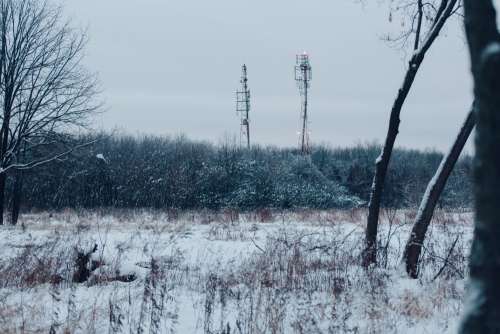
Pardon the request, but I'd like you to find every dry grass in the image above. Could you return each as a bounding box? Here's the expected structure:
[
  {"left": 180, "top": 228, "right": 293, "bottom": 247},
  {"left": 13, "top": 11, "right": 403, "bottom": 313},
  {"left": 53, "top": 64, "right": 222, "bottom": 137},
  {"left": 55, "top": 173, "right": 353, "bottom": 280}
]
[{"left": 0, "top": 208, "right": 472, "bottom": 333}]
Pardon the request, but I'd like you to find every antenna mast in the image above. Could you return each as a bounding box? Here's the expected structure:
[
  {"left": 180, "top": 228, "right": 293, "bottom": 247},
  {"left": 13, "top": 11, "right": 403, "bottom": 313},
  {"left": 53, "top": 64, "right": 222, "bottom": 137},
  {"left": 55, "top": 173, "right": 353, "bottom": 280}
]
[
  {"left": 236, "top": 64, "right": 251, "bottom": 148},
  {"left": 295, "top": 52, "right": 312, "bottom": 154}
]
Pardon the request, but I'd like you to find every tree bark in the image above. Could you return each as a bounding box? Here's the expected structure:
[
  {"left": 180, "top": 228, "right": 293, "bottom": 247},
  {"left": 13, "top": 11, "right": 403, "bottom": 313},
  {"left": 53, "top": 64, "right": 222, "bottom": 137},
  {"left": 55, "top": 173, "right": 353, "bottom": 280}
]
[
  {"left": 363, "top": 54, "right": 422, "bottom": 267},
  {"left": 11, "top": 169, "right": 23, "bottom": 225},
  {"left": 0, "top": 172, "right": 5, "bottom": 225},
  {"left": 403, "top": 105, "right": 475, "bottom": 278},
  {"left": 363, "top": 0, "right": 458, "bottom": 267},
  {"left": 0, "top": 2, "right": 7, "bottom": 227},
  {"left": 459, "top": 0, "right": 500, "bottom": 333}
]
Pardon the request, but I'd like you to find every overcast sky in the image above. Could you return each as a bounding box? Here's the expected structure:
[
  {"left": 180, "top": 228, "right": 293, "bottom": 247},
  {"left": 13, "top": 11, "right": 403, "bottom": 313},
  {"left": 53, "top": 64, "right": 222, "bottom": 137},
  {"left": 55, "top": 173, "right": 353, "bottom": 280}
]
[{"left": 59, "top": 0, "right": 474, "bottom": 152}]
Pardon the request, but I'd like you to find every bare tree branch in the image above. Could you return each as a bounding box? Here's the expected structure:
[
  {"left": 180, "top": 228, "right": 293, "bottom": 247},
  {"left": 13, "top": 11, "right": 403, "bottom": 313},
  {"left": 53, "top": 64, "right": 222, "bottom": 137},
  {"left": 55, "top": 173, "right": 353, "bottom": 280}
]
[{"left": 0, "top": 0, "right": 101, "bottom": 224}]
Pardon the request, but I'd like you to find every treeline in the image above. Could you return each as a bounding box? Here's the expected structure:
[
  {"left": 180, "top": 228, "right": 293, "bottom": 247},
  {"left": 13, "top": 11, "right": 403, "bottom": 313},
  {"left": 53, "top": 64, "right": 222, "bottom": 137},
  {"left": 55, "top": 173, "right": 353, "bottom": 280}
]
[{"left": 8, "top": 133, "right": 473, "bottom": 211}]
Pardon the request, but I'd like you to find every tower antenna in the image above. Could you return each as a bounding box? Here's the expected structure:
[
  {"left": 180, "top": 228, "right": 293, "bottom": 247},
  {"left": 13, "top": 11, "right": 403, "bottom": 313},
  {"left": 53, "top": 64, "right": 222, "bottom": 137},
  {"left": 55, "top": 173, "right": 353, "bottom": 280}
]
[
  {"left": 295, "top": 52, "right": 312, "bottom": 154},
  {"left": 236, "top": 64, "right": 251, "bottom": 148}
]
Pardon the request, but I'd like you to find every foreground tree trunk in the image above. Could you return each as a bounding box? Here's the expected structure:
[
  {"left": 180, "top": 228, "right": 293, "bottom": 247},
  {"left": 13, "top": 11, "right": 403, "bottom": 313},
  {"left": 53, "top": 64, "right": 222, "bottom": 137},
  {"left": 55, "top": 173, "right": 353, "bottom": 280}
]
[
  {"left": 10, "top": 169, "right": 23, "bottom": 225},
  {"left": 363, "top": 0, "right": 459, "bottom": 267},
  {"left": 459, "top": 0, "right": 500, "bottom": 333},
  {"left": 0, "top": 1, "right": 7, "bottom": 226},
  {"left": 403, "top": 105, "right": 475, "bottom": 278},
  {"left": 0, "top": 173, "right": 5, "bottom": 225}
]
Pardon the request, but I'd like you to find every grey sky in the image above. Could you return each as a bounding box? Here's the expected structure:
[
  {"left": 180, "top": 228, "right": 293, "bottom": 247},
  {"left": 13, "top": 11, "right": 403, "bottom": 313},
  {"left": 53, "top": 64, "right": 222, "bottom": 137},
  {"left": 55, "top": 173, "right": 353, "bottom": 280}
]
[{"left": 60, "top": 0, "right": 473, "bottom": 152}]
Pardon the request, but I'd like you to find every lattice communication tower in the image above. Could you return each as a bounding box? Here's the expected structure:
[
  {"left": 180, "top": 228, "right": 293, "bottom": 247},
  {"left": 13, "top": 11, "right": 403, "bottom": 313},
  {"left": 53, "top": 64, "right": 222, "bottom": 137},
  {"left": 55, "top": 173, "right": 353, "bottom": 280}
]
[
  {"left": 295, "top": 52, "right": 312, "bottom": 154},
  {"left": 236, "top": 64, "right": 251, "bottom": 148}
]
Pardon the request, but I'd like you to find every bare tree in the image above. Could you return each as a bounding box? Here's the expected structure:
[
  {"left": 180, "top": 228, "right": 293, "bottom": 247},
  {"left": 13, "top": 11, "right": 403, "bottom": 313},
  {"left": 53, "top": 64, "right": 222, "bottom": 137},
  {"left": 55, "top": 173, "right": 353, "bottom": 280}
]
[
  {"left": 403, "top": 103, "right": 475, "bottom": 278},
  {"left": 362, "top": 0, "right": 460, "bottom": 266},
  {"left": 459, "top": 0, "right": 500, "bottom": 332},
  {"left": 0, "top": 0, "right": 100, "bottom": 224}
]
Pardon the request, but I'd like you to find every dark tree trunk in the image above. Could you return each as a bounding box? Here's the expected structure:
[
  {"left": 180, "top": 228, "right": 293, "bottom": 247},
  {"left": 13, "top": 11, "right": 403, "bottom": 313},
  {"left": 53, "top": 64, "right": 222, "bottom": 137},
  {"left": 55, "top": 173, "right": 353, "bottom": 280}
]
[
  {"left": 0, "top": 172, "right": 6, "bottom": 225},
  {"left": 362, "top": 0, "right": 458, "bottom": 267},
  {"left": 459, "top": 0, "right": 500, "bottom": 333},
  {"left": 363, "top": 57, "right": 422, "bottom": 267},
  {"left": 11, "top": 170, "right": 23, "bottom": 225},
  {"left": 403, "top": 106, "right": 475, "bottom": 278},
  {"left": 0, "top": 3, "right": 6, "bottom": 228}
]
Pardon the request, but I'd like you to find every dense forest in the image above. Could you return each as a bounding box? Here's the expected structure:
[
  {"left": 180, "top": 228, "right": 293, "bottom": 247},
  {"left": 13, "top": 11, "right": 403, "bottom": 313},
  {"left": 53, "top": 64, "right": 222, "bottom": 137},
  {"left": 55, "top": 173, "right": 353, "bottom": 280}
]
[{"left": 8, "top": 133, "right": 473, "bottom": 212}]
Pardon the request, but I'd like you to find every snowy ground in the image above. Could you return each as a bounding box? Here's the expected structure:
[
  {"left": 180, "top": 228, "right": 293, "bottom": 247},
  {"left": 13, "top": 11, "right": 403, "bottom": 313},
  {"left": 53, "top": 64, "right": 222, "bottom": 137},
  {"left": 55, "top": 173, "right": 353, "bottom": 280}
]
[{"left": 0, "top": 208, "right": 472, "bottom": 333}]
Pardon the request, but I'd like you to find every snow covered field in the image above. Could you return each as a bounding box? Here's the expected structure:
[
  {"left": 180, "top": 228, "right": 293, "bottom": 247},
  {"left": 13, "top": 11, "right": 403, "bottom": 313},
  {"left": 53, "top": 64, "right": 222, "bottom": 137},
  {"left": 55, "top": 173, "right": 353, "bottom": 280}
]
[{"left": 0, "top": 209, "right": 472, "bottom": 333}]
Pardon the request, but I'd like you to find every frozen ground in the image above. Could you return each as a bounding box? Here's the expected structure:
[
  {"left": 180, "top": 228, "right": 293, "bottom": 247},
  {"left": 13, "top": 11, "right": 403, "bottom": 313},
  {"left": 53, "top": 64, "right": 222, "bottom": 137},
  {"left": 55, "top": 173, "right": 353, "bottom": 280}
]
[{"left": 0, "top": 209, "right": 472, "bottom": 333}]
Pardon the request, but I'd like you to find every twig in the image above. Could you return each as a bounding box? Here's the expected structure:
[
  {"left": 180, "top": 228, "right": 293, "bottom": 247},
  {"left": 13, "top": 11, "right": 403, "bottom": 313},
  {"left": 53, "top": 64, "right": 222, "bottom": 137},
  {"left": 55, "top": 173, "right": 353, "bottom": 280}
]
[
  {"left": 250, "top": 236, "right": 265, "bottom": 253},
  {"left": 432, "top": 235, "right": 460, "bottom": 281}
]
